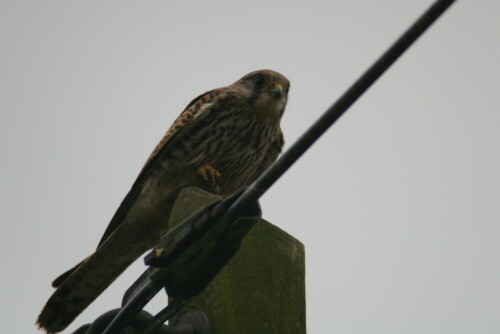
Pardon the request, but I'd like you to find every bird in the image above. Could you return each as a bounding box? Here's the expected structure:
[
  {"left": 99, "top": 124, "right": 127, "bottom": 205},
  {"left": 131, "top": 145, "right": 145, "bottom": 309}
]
[{"left": 37, "top": 69, "right": 290, "bottom": 333}]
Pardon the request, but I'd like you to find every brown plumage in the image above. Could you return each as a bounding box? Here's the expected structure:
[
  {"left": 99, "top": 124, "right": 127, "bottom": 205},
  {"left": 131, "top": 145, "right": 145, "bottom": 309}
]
[{"left": 37, "top": 69, "right": 290, "bottom": 333}]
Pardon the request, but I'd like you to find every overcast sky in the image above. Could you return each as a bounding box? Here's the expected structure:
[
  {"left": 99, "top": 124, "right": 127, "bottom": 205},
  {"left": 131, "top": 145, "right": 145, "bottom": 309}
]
[{"left": 1, "top": 1, "right": 499, "bottom": 333}]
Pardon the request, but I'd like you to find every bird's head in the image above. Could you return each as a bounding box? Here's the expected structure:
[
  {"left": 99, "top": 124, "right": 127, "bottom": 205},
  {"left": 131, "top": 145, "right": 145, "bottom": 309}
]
[{"left": 233, "top": 69, "right": 290, "bottom": 122}]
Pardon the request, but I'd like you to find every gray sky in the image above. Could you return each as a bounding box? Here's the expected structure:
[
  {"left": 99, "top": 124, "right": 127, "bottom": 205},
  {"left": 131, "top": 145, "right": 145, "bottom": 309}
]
[{"left": 1, "top": 1, "right": 499, "bottom": 333}]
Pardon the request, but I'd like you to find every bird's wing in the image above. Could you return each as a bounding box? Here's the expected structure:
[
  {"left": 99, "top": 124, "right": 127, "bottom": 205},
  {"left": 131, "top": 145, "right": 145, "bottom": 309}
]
[
  {"left": 97, "top": 89, "right": 219, "bottom": 246},
  {"left": 39, "top": 89, "right": 225, "bottom": 333}
]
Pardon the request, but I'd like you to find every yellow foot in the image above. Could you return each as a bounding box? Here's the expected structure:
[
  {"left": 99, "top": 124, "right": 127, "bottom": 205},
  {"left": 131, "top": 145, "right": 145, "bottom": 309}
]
[{"left": 197, "top": 165, "right": 221, "bottom": 193}]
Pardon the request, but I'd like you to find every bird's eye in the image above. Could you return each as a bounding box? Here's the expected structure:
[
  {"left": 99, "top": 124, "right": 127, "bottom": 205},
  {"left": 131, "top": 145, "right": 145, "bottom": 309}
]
[
  {"left": 254, "top": 76, "right": 265, "bottom": 87},
  {"left": 285, "top": 86, "right": 290, "bottom": 94}
]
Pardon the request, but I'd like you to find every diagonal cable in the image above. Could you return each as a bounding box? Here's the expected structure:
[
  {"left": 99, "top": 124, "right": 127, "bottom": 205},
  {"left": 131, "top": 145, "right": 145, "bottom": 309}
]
[{"left": 227, "top": 0, "right": 457, "bottom": 218}]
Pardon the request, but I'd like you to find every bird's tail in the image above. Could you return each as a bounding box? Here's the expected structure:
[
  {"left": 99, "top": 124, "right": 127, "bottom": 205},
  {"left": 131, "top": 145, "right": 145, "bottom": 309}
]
[{"left": 36, "top": 246, "right": 144, "bottom": 333}]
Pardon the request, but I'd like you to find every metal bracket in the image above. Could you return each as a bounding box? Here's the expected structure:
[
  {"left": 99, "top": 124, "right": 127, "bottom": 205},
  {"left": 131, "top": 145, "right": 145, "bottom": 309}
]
[{"left": 71, "top": 309, "right": 210, "bottom": 334}]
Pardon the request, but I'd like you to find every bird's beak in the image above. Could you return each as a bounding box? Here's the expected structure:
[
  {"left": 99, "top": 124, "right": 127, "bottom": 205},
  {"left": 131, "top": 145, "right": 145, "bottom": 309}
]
[{"left": 269, "top": 84, "right": 283, "bottom": 99}]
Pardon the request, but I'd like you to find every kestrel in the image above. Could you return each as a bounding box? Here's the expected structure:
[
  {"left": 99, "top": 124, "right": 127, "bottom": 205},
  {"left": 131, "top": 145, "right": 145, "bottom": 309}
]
[{"left": 37, "top": 69, "right": 290, "bottom": 333}]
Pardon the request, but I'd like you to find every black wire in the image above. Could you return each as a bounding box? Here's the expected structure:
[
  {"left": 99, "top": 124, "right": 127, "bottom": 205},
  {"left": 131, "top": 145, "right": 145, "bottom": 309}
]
[{"left": 227, "top": 0, "right": 456, "bottom": 217}]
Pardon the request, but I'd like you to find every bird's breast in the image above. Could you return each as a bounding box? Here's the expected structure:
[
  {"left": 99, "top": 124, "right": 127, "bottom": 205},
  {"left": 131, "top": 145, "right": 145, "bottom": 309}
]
[{"left": 209, "top": 119, "right": 280, "bottom": 194}]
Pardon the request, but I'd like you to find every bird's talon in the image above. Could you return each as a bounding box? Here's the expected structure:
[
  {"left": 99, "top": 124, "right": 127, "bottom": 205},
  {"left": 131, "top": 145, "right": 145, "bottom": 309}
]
[
  {"left": 198, "top": 168, "right": 208, "bottom": 181},
  {"left": 197, "top": 165, "right": 221, "bottom": 189}
]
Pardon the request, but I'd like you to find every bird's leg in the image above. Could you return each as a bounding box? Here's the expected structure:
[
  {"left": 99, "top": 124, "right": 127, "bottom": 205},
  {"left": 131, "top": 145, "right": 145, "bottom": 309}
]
[{"left": 197, "top": 165, "right": 221, "bottom": 193}]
